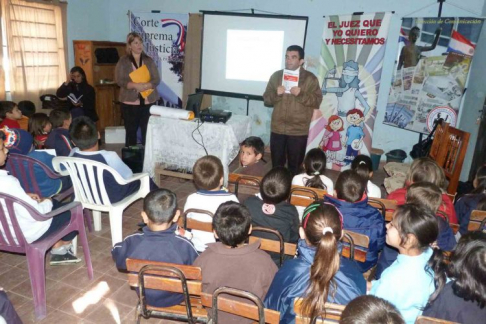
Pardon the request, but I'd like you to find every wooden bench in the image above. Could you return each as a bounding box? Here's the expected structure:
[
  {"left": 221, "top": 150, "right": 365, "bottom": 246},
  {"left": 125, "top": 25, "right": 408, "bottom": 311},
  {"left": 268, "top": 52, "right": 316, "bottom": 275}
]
[
  {"left": 368, "top": 197, "right": 398, "bottom": 222},
  {"left": 294, "top": 298, "right": 345, "bottom": 324},
  {"left": 468, "top": 209, "right": 486, "bottom": 231},
  {"left": 227, "top": 173, "right": 262, "bottom": 201},
  {"left": 415, "top": 315, "right": 459, "bottom": 324},
  {"left": 126, "top": 259, "right": 208, "bottom": 323},
  {"left": 201, "top": 288, "right": 280, "bottom": 323}
]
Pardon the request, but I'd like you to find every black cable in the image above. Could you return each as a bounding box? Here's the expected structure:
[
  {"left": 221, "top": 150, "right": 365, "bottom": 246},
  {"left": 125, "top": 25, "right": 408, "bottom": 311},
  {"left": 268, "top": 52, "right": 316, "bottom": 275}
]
[{"left": 191, "top": 119, "right": 209, "bottom": 156}]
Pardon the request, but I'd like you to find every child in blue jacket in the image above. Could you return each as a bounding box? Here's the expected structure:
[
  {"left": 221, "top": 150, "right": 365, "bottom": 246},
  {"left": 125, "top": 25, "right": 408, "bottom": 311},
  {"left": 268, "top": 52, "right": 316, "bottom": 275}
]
[
  {"left": 324, "top": 169, "right": 385, "bottom": 272},
  {"left": 264, "top": 203, "right": 365, "bottom": 324}
]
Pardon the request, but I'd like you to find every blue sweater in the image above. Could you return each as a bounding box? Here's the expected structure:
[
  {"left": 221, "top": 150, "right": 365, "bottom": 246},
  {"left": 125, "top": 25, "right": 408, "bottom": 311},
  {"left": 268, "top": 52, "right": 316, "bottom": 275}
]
[
  {"left": 26, "top": 150, "right": 62, "bottom": 197},
  {"left": 264, "top": 240, "right": 365, "bottom": 324},
  {"left": 112, "top": 224, "right": 199, "bottom": 307},
  {"left": 323, "top": 195, "right": 386, "bottom": 272},
  {"left": 370, "top": 248, "right": 435, "bottom": 324}
]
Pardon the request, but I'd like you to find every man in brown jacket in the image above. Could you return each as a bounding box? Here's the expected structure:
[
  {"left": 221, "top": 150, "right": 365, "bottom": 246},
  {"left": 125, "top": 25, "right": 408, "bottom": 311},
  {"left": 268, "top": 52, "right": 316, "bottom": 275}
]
[{"left": 263, "top": 45, "right": 322, "bottom": 175}]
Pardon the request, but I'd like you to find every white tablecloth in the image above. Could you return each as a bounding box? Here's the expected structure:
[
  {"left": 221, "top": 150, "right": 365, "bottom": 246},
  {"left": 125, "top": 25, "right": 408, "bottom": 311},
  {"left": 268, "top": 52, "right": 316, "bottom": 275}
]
[{"left": 143, "top": 114, "right": 252, "bottom": 179}]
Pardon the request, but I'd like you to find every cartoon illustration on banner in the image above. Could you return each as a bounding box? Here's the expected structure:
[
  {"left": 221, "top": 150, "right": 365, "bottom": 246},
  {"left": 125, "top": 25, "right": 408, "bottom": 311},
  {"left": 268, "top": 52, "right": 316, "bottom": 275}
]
[
  {"left": 130, "top": 12, "right": 188, "bottom": 107},
  {"left": 307, "top": 12, "right": 392, "bottom": 170},
  {"left": 385, "top": 17, "right": 484, "bottom": 133}
]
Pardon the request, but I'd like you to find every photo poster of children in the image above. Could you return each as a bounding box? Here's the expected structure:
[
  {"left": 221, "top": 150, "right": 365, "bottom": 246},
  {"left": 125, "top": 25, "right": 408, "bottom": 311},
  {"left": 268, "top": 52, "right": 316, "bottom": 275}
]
[
  {"left": 306, "top": 12, "right": 392, "bottom": 170},
  {"left": 130, "top": 11, "right": 188, "bottom": 108},
  {"left": 386, "top": 17, "right": 484, "bottom": 134}
]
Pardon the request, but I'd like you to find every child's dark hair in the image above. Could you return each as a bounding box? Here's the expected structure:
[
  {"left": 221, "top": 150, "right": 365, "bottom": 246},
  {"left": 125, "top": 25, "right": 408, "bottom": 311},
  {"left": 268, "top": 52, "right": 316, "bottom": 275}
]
[
  {"left": 340, "top": 295, "right": 405, "bottom": 324},
  {"left": 301, "top": 203, "right": 343, "bottom": 320},
  {"left": 17, "top": 101, "right": 36, "bottom": 118},
  {"left": 49, "top": 108, "right": 71, "bottom": 128},
  {"left": 428, "top": 231, "right": 486, "bottom": 308},
  {"left": 143, "top": 189, "right": 178, "bottom": 224},
  {"left": 69, "top": 116, "right": 98, "bottom": 150},
  {"left": 260, "top": 166, "right": 292, "bottom": 204},
  {"left": 406, "top": 182, "right": 442, "bottom": 214},
  {"left": 0, "top": 101, "right": 16, "bottom": 119},
  {"left": 407, "top": 157, "right": 446, "bottom": 190},
  {"left": 351, "top": 155, "right": 373, "bottom": 182},
  {"left": 335, "top": 170, "right": 366, "bottom": 202},
  {"left": 303, "top": 148, "right": 327, "bottom": 190},
  {"left": 241, "top": 136, "right": 264, "bottom": 159},
  {"left": 193, "top": 155, "right": 223, "bottom": 190},
  {"left": 29, "top": 113, "right": 50, "bottom": 136},
  {"left": 472, "top": 164, "right": 486, "bottom": 194},
  {"left": 212, "top": 201, "right": 251, "bottom": 248}
]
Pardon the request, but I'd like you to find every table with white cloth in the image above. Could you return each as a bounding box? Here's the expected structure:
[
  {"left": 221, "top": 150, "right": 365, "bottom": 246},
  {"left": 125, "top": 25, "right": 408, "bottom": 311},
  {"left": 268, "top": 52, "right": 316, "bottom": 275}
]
[{"left": 143, "top": 114, "right": 252, "bottom": 181}]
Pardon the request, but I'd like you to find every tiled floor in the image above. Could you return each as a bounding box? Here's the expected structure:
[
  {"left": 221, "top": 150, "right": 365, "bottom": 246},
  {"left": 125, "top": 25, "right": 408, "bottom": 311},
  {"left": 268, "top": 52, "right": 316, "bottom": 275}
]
[{"left": 0, "top": 150, "right": 388, "bottom": 323}]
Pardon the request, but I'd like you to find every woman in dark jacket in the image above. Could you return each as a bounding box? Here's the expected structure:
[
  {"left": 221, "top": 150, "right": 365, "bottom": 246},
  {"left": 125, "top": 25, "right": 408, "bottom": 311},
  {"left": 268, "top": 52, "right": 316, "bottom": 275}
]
[{"left": 56, "top": 66, "right": 98, "bottom": 122}]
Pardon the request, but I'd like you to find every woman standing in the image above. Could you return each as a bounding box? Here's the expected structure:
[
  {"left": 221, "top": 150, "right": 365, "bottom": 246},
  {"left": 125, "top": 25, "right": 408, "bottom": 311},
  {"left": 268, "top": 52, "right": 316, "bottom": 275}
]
[
  {"left": 115, "top": 32, "right": 160, "bottom": 147},
  {"left": 56, "top": 66, "right": 98, "bottom": 122}
]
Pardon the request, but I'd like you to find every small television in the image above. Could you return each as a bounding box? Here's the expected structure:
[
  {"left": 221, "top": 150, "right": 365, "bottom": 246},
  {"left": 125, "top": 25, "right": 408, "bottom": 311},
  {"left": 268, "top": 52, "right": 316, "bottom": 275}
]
[{"left": 185, "top": 92, "right": 204, "bottom": 118}]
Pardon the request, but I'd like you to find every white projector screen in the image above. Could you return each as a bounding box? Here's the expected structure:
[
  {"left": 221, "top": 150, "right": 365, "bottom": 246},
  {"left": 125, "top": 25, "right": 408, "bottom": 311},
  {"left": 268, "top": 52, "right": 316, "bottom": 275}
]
[{"left": 201, "top": 12, "right": 308, "bottom": 98}]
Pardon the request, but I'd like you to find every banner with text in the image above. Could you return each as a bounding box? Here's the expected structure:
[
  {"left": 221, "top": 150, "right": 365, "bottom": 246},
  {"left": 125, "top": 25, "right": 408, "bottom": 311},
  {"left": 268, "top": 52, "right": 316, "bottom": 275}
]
[
  {"left": 307, "top": 12, "right": 392, "bottom": 170},
  {"left": 385, "top": 17, "right": 484, "bottom": 134},
  {"left": 130, "top": 12, "right": 188, "bottom": 107}
]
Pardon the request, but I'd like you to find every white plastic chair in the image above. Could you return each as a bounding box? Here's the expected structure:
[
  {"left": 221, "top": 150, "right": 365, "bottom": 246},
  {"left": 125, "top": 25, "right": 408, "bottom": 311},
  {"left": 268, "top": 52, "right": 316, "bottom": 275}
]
[{"left": 52, "top": 156, "right": 150, "bottom": 246}]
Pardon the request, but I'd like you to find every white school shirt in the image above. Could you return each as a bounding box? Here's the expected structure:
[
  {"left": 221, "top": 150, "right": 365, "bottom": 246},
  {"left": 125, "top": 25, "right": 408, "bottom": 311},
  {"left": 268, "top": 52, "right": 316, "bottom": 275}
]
[
  {"left": 292, "top": 173, "right": 334, "bottom": 193},
  {"left": 0, "top": 170, "right": 53, "bottom": 244},
  {"left": 367, "top": 180, "right": 382, "bottom": 198}
]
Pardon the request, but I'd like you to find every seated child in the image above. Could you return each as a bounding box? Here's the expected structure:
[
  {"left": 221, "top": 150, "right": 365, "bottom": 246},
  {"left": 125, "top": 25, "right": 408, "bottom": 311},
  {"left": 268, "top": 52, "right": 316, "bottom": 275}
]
[
  {"left": 184, "top": 155, "right": 238, "bottom": 252},
  {"left": 0, "top": 129, "right": 80, "bottom": 265},
  {"left": 265, "top": 204, "right": 365, "bottom": 323},
  {"left": 324, "top": 169, "right": 385, "bottom": 272},
  {"left": 2, "top": 127, "right": 71, "bottom": 198},
  {"left": 370, "top": 204, "right": 439, "bottom": 324},
  {"left": 112, "top": 189, "right": 198, "bottom": 307},
  {"left": 340, "top": 295, "right": 405, "bottom": 324},
  {"left": 194, "top": 201, "right": 277, "bottom": 324},
  {"left": 17, "top": 100, "right": 36, "bottom": 132},
  {"left": 244, "top": 166, "right": 299, "bottom": 265},
  {"left": 29, "top": 113, "right": 52, "bottom": 149},
  {"left": 423, "top": 231, "right": 486, "bottom": 324},
  {"left": 375, "top": 182, "right": 457, "bottom": 279},
  {"left": 351, "top": 154, "right": 381, "bottom": 198},
  {"left": 454, "top": 164, "right": 486, "bottom": 235},
  {"left": 69, "top": 116, "right": 140, "bottom": 203},
  {"left": 0, "top": 290, "right": 22, "bottom": 324},
  {"left": 0, "top": 101, "right": 22, "bottom": 129},
  {"left": 45, "top": 108, "right": 74, "bottom": 156},
  {"left": 292, "top": 148, "right": 333, "bottom": 193},
  {"left": 236, "top": 136, "right": 267, "bottom": 177},
  {"left": 387, "top": 157, "right": 457, "bottom": 224}
]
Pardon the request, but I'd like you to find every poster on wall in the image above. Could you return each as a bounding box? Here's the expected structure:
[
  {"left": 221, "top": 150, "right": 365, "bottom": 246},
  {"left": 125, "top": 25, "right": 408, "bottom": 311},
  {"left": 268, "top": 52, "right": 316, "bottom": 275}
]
[
  {"left": 129, "top": 11, "right": 188, "bottom": 107},
  {"left": 307, "top": 12, "right": 392, "bottom": 170},
  {"left": 385, "top": 17, "right": 484, "bottom": 134}
]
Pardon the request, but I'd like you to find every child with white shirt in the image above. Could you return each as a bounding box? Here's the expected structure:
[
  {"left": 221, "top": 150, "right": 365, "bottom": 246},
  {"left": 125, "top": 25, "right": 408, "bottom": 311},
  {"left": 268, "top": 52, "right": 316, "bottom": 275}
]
[
  {"left": 351, "top": 154, "right": 381, "bottom": 198},
  {"left": 370, "top": 203, "right": 440, "bottom": 324},
  {"left": 0, "top": 129, "right": 80, "bottom": 265},
  {"left": 292, "top": 148, "right": 333, "bottom": 193}
]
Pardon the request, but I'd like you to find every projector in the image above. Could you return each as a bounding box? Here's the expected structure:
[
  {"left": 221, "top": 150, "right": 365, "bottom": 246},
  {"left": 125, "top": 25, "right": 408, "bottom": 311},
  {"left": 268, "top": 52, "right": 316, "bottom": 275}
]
[{"left": 200, "top": 109, "right": 232, "bottom": 123}]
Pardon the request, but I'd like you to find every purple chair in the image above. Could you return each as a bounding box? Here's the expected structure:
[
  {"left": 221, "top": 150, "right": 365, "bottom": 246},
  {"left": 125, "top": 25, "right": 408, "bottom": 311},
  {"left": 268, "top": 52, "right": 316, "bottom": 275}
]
[
  {"left": 0, "top": 193, "right": 93, "bottom": 320},
  {"left": 5, "top": 153, "right": 93, "bottom": 232}
]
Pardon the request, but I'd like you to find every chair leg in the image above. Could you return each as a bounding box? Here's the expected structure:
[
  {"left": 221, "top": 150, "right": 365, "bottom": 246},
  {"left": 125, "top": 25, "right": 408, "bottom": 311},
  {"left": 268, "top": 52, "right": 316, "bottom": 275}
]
[
  {"left": 109, "top": 208, "right": 124, "bottom": 247},
  {"left": 25, "top": 247, "right": 48, "bottom": 320},
  {"left": 84, "top": 209, "right": 93, "bottom": 232},
  {"left": 92, "top": 210, "right": 102, "bottom": 231}
]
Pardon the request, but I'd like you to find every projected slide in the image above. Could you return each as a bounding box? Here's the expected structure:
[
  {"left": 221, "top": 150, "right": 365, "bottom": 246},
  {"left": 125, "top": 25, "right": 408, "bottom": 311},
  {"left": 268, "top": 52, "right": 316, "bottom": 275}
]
[
  {"left": 201, "top": 13, "right": 307, "bottom": 97},
  {"left": 226, "top": 30, "right": 284, "bottom": 82}
]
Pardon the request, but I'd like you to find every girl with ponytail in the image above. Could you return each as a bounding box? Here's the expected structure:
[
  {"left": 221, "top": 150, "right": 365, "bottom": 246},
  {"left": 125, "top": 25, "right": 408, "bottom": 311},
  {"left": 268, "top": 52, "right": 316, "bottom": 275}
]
[
  {"left": 292, "top": 148, "right": 334, "bottom": 192},
  {"left": 264, "top": 203, "right": 365, "bottom": 324},
  {"left": 370, "top": 203, "right": 440, "bottom": 324}
]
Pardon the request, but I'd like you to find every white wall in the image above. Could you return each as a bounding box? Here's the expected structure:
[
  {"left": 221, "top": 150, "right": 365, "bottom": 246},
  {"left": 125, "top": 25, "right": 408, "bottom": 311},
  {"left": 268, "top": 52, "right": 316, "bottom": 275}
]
[{"left": 67, "top": 0, "right": 486, "bottom": 178}]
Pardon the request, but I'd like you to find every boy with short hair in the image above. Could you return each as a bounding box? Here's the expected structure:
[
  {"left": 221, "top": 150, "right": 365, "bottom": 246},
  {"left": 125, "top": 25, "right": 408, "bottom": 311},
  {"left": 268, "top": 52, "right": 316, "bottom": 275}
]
[
  {"left": 112, "top": 189, "right": 198, "bottom": 307},
  {"left": 194, "top": 201, "right": 277, "bottom": 324},
  {"left": 323, "top": 169, "right": 385, "bottom": 273},
  {"left": 236, "top": 136, "right": 267, "bottom": 177},
  {"left": 17, "top": 100, "right": 36, "bottom": 131},
  {"left": 45, "top": 108, "right": 74, "bottom": 156},
  {"left": 244, "top": 166, "right": 299, "bottom": 265},
  {"left": 69, "top": 116, "right": 140, "bottom": 203},
  {"left": 184, "top": 155, "right": 238, "bottom": 252},
  {"left": 0, "top": 101, "right": 22, "bottom": 129}
]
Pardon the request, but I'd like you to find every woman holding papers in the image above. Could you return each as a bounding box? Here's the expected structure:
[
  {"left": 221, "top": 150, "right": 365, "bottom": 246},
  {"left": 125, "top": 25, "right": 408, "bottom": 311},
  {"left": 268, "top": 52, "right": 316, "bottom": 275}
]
[
  {"left": 56, "top": 66, "right": 98, "bottom": 122},
  {"left": 115, "top": 32, "right": 160, "bottom": 147}
]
